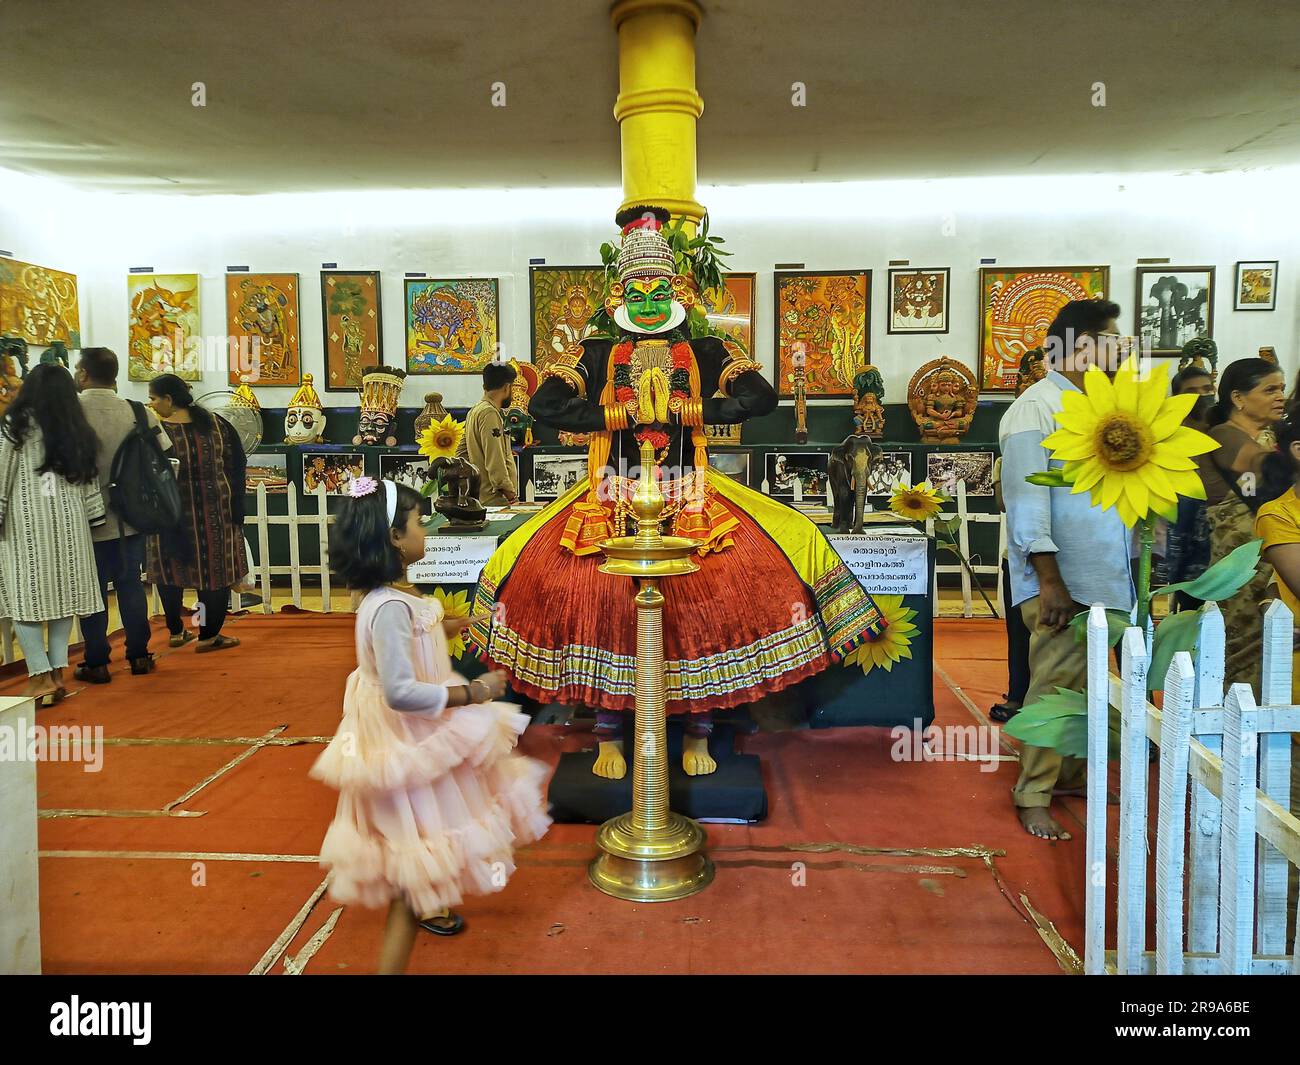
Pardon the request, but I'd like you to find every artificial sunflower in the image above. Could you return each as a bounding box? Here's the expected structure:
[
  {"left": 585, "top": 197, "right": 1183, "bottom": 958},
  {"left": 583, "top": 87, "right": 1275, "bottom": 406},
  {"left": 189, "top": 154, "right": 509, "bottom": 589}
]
[
  {"left": 844, "top": 595, "right": 918, "bottom": 674},
  {"left": 889, "top": 481, "right": 945, "bottom": 523},
  {"left": 428, "top": 587, "right": 473, "bottom": 658},
  {"left": 417, "top": 414, "right": 464, "bottom": 462},
  {"left": 1042, "top": 357, "right": 1217, "bottom": 527}
]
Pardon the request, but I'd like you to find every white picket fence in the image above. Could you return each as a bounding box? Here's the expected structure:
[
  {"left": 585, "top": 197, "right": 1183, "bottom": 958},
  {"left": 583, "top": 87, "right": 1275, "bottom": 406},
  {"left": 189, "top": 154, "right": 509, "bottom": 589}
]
[
  {"left": 926, "top": 479, "right": 1005, "bottom": 619},
  {"left": 243, "top": 481, "right": 334, "bottom": 613},
  {"left": 1085, "top": 600, "right": 1300, "bottom": 974}
]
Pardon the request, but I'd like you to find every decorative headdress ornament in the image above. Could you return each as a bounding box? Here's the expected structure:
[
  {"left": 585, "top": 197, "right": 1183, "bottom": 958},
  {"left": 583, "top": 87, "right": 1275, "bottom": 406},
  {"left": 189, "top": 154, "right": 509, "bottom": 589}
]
[
  {"left": 230, "top": 384, "right": 262, "bottom": 410},
  {"left": 288, "top": 372, "right": 322, "bottom": 409},
  {"left": 605, "top": 204, "right": 697, "bottom": 315},
  {"left": 359, "top": 366, "right": 407, "bottom": 416}
]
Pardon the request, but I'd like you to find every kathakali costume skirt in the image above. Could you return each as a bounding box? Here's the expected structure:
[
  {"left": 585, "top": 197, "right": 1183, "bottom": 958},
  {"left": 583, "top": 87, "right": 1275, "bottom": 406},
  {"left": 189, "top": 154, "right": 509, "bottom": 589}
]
[{"left": 467, "top": 468, "right": 886, "bottom": 715}]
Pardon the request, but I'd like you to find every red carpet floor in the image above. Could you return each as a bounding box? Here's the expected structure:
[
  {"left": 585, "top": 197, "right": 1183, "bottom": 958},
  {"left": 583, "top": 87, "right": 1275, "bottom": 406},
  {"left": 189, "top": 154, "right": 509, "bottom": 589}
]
[{"left": 15, "top": 612, "right": 1100, "bottom": 974}]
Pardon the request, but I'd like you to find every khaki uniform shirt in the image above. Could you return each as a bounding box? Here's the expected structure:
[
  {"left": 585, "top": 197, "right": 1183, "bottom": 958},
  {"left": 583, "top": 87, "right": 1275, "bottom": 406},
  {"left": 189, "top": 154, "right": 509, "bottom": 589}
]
[
  {"left": 458, "top": 398, "right": 517, "bottom": 506},
  {"left": 79, "top": 388, "right": 172, "bottom": 541}
]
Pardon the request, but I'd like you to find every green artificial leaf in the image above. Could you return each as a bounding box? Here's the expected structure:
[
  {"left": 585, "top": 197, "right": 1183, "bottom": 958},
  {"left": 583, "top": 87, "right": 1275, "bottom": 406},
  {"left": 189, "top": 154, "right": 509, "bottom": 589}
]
[
  {"left": 1147, "top": 608, "right": 1202, "bottom": 693},
  {"left": 932, "top": 515, "right": 962, "bottom": 537},
  {"left": 1025, "top": 469, "right": 1072, "bottom": 488},
  {"left": 1069, "top": 607, "right": 1131, "bottom": 647},
  {"left": 1003, "top": 687, "right": 1119, "bottom": 760},
  {"left": 1149, "top": 538, "right": 1262, "bottom": 602}
]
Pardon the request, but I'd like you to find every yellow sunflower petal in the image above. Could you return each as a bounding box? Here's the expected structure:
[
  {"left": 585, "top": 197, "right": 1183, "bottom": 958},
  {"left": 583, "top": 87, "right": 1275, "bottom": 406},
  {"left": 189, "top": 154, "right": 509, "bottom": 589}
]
[
  {"left": 1168, "top": 469, "right": 1207, "bottom": 500},
  {"left": 1070, "top": 459, "right": 1107, "bottom": 494},
  {"left": 1164, "top": 425, "right": 1219, "bottom": 457},
  {"left": 1084, "top": 368, "right": 1117, "bottom": 416},
  {"left": 1099, "top": 470, "right": 1126, "bottom": 511},
  {"left": 1149, "top": 393, "right": 1197, "bottom": 440},
  {"left": 1136, "top": 461, "right": 1175, "bottom": 499},
  {"left": 1113, "top": 362, "right": 1139, "bottom": 413},
  {"left": 1122, "top": 473, "right": 1149, "bottom": 520},
  {"left": 1149, "top": 444, "right": 1199, "bottom": 471},
  {"left": 1136, "top": 364, "right": 1171, "bottom": 423}
]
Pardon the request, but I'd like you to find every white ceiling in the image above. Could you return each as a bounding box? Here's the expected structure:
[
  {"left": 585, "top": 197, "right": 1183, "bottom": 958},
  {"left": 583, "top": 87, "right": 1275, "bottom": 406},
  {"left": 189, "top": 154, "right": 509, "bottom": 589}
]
[{"left": 1, "top": 0, "right": 1297, "bottom": 194}]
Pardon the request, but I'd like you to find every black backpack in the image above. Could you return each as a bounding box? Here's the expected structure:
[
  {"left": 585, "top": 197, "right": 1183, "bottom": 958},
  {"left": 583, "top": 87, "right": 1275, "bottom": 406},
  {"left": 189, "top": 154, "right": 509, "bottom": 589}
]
[{"left": 109, "top": 400, "right": 182, "bottom": 534}]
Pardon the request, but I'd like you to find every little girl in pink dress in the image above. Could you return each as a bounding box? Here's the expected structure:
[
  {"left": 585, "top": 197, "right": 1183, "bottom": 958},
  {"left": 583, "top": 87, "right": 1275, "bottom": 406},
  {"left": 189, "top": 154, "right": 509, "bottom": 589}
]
[{"left": 311, "top": 476, "right": 551, "bottom": 973}]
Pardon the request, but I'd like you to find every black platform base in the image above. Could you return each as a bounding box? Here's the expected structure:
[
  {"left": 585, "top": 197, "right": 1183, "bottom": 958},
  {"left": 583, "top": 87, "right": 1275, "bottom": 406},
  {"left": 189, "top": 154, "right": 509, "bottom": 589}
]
[{"left": 546, "top": 715, "right": 768, "bottom": 825}]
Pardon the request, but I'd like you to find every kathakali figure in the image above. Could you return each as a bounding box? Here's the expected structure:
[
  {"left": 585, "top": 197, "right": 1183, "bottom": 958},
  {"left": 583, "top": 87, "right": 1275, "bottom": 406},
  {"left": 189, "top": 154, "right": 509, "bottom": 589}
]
[
  {"left": 284, "top": 373, "right": 327, "bottom": 444},
  {"left": 353, "top": 365, "right": 407, "bottom": 446},
  {"left": 469, "top": 206, "right": 887, "bottom": 779}
]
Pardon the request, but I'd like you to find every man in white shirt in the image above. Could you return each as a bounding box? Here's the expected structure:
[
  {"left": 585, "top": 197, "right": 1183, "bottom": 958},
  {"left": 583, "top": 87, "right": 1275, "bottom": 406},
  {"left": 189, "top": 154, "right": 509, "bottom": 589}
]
[
  {"left": 74, "top": 347, "right": 171, "bottom": 682},
  {"left": 1000, "top": 300, "right": 1133, "bottom": 841}
]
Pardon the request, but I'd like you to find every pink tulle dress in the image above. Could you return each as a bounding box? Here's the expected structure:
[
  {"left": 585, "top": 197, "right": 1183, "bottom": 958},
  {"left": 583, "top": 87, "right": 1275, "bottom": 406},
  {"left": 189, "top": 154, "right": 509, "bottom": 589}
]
[{"left": 311, "top": 587, "right": 552, "bottom": 916}]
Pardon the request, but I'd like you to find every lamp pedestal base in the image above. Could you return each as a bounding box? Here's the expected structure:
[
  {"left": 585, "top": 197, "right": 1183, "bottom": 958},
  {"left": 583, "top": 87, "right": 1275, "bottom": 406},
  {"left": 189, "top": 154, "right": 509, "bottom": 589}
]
[{"left": 588, "top": 811, "right": 714, "bottom": 902}]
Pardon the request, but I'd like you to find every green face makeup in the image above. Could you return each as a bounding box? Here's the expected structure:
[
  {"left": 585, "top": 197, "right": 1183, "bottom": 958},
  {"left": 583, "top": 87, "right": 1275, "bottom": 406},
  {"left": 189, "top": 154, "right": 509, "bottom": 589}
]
[{"left": 625, "top": 278, "right": 675, "bottom": 331}]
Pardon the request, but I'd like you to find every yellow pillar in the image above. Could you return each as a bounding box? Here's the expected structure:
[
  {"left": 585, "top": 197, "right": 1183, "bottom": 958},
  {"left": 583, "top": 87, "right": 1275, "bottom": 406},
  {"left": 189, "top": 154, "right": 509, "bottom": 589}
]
[{"left": 610, "top": 0, "right": 705, "bottom": 226}]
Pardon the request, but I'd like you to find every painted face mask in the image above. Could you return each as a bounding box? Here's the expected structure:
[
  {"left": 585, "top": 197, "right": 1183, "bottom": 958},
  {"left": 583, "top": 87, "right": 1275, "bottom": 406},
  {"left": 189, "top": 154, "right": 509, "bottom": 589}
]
[
  {"left": 284, "top": 373, "right": 326, "bottom": 444},
  {"left": 615, "top": 277, "right": 686, "bottom": 335}
]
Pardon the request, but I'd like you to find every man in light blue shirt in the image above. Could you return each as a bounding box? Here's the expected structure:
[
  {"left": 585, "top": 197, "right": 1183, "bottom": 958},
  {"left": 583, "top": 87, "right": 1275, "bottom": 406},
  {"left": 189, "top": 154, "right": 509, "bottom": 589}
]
[{"left": 999, "top": 299, "right": 1133, "bottom": 841}]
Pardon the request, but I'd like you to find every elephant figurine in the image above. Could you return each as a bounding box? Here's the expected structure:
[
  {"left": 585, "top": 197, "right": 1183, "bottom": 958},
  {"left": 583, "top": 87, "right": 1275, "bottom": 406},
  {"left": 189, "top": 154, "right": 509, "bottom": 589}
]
[
  {"left": 829, "top": 433, "right": 882, "bottom": 534},
  {"left": 429, "top": 456, "right": 488, "bottom": 531}
]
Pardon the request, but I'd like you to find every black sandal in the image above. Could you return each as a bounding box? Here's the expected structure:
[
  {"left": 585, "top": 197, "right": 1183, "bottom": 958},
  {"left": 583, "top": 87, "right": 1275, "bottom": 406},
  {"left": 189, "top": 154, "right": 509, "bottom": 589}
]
[
  {"left": 419, "top": 912, "right": 466, "bottom": 937},
  {"left": 989, "top": 702, "right": 1020, "bottom": 723}
]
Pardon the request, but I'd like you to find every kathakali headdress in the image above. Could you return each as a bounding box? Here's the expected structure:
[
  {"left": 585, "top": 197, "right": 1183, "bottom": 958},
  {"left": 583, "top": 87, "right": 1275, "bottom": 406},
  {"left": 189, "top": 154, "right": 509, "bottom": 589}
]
[
  {"left": 354, "top": 365, "right": 407, "bottom": 447},
  {"left": 604, "top": 205, "right": 696, "bottom": 335}
]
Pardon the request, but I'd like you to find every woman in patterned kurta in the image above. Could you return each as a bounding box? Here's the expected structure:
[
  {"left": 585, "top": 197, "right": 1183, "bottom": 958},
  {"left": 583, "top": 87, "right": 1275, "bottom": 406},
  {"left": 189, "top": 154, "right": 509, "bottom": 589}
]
[
  {"left": 145, "top": 374, "right": 247, "bottom": 652},
  {"left": 0, "top": 364, "right": 106, "bottom": 702}
]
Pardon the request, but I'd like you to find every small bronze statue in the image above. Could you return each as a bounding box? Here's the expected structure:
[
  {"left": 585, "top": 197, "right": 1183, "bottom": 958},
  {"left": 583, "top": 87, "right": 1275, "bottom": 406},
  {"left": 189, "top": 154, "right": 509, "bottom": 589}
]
[{"left": 429, "top": 456, "right": 488, "bottom": 532}]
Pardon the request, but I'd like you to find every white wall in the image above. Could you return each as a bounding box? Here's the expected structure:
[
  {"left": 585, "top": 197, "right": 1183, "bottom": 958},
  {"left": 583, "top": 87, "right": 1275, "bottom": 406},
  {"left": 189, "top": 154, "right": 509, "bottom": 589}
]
[{"left": 2, "top": 167, "right": 1297, "bottom": 411}]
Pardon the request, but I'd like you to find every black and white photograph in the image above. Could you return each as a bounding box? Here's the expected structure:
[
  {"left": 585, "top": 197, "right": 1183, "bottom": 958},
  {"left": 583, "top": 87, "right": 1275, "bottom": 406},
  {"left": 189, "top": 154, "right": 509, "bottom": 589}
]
[
  {"left": 1135, "top": 267, "right": 1215, "bottom": 355},
  {"left": 710, "top": 448, "right": 751, "bottom": 485},
  {"left": 530, "top": 453, "right": 588, "bottom": 501},
  {"left": 926, "top": 451, "right": 995, "bottom": 498},
  {"left": 864, "top": 450, "right": 913, "bottom": 496},
  {"left": 764, "top": 451, "right": 830, "bottom": 500},
  {"left": 380, "top": 453, "right": 433, "bottom": 492}
]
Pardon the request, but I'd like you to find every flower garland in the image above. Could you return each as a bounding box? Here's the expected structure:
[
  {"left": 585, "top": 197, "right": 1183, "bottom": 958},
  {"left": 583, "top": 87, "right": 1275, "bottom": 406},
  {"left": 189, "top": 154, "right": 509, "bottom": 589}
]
[{"left": 612, "top": 339, "right": 694, "bottom": 453}]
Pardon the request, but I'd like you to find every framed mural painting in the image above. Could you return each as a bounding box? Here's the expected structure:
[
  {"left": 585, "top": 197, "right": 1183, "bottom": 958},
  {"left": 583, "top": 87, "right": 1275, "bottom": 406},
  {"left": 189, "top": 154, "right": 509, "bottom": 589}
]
[
  {"left": 0, "top": 256, "right": 80, "bottom": 346},
  {"left": 127, "top": 273, "right": 200, "bottom": 381},
  {"left": 405, "top": 277, "right": 499, "bottom": 374},
  {"left": 887, "top": 267, "right": 949, "bottom": 335},
  {"left": 321, "top": 270, "right": 382, "bottom": 392},
  {"left": 978, "top": 266, "right": 1109, "bottom": 392},
  {"left": 773, "top": 269, "right": 870, "bottom": 399},
  {"left": 528, "top": 266, "right": 606, "bottom": 371},
  {"left": 1134, "top": 266, "right": 1214, "bottom": 356},
  {"left": 1234, "top": 260, "right": 1277, "bottom": 312},
  {"left": 703, "top": 271, "right": 756, "bottom": 354},
  {"left": 226, "top": 272, "right": 301, "bottom": 387}
]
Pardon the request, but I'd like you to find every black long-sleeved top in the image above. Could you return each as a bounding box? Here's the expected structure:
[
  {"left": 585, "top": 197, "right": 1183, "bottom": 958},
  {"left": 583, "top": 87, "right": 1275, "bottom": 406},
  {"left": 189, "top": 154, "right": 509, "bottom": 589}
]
[{"left": 529, "top": 335, "right": 776, "bottom": 475}]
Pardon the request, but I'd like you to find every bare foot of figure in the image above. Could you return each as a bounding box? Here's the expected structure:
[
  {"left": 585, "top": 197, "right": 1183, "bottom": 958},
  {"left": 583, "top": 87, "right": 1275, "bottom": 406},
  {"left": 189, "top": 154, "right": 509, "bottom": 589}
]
[
  {"left": 592, "top": 739, "right": 627, "bottom": 779},
  {"left": 1018, "top": 807, "right": 1072, "bottom": 840},
  {"left": 682, "top": 735, "right": 717, "bottom": 776}
]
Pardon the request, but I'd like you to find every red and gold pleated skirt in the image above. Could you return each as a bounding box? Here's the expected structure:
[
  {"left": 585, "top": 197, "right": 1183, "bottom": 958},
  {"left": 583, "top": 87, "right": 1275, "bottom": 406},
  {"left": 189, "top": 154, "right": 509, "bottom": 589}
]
[{"left": 468, "top": 471, "right": 885, "bottom": 715}]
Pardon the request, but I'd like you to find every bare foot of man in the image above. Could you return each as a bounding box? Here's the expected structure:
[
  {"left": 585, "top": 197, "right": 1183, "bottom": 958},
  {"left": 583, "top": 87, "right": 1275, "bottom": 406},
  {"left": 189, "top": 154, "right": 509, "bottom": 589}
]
[{"left": 1018, "top": 807, "right": 1072, "bottom": 840}]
